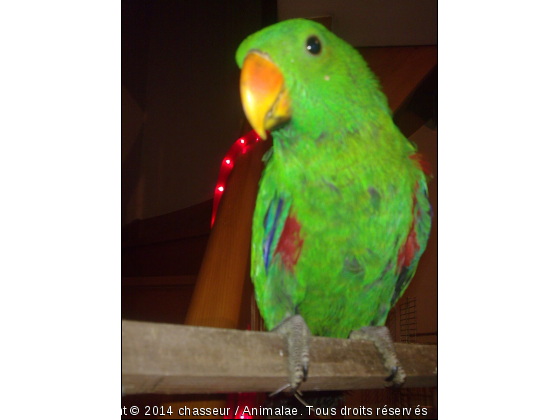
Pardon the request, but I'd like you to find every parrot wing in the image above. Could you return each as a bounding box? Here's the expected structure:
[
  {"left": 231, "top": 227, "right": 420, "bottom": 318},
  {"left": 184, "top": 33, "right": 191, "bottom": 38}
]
[
  {"left": 251, "top": 165, "right": 304, "bottom": 331},
  {"left": 390, "top": 176, "right": 432, "bottom": 307}
]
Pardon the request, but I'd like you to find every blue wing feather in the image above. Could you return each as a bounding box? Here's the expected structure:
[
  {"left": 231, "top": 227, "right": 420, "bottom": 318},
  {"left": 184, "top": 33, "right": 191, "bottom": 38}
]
[{"left": 263, "top": 196, "right": 285, "bottom": 273}]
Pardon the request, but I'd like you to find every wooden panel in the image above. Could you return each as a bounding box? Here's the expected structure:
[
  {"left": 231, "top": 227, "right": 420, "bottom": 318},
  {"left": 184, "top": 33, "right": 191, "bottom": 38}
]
[
  {"left": 122, "top": 275, "right": 197, "bottom": 287},
  {"left": 122, "top": 276, "right": 198, "bottom": 324},
  {"left": 393, "top": 66, "right": 437, "bottom": 138},
  {"left": 308, "top": 15, "right": 332, "bottom": 30},
  {"left": 122, "top": 199, "right": 213, "bottom": 248},
  {"left": 122, "top": 321, "right": 437, "bottom": 394},
  {"left": 122, "top": 235, "right": 209, "bottom": 277},
  {"left": 357, "top": 45, "right": 437, "bottom": 112},
  {"left": 122, "top": 276, "right": 197, "bottom": 324}
]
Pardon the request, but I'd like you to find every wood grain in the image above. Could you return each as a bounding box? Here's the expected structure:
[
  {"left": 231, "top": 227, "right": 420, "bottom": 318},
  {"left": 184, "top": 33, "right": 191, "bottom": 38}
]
[
  {"left": 123, "top": 320, "right": 437, "bottom": 395},
  {"left": 184, "top": 139, "right": 271, "bottom": 329}
]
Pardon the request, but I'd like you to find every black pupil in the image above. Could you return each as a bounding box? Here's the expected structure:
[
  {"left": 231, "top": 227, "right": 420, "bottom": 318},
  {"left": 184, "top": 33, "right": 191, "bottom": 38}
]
[{"left": 306, "top": 36, "right": 321, "bottom": 55}]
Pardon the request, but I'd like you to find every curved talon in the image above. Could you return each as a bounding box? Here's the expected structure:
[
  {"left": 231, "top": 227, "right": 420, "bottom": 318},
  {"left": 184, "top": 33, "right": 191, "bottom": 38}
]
[
  {"left": 269, "top": 383, "right": 291, "bottom": 397},
  {"left": 303, "top": 362, "right": 308, "bottom": 381},
  {"left": 294, "top": 391, "right": 310, "bottom": 407},
  {"left": 385, "top": 365, "right": 398, "bottom": 382}
]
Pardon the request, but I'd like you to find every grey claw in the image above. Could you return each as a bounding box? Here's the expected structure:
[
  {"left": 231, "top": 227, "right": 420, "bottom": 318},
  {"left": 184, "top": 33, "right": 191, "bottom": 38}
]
[
  {"left": 269, "top": 383, "right": 291, "bottom": 397},
  {"left": 303, "top": 362, "right": 308, "bottom": 381}
]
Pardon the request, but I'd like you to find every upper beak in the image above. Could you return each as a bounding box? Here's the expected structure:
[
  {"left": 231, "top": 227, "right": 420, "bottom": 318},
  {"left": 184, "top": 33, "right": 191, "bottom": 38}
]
[{"left": 239, "top": 51, "right": 291, "bottom": 139}]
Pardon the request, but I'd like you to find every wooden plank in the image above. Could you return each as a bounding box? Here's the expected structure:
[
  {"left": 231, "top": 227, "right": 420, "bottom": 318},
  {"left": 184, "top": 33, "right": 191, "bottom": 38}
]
[
  {"left": 184, "top": 139, "right": 271, "bottom": 329},
  {"left": 122, "top": 320, "right": 437, "bottom": 395}
]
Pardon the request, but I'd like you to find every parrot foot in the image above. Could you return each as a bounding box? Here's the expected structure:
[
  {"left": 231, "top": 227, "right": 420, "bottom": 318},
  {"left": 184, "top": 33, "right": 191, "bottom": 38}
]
[
  {"left": 349, "top": 325, "right": 406, "bottom": 387},
  {"left": 271, "top": 315, "right": 311, "bottom": 394}
]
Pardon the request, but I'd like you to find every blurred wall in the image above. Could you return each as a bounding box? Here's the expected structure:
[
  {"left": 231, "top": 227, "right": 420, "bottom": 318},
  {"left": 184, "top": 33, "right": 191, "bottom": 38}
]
[
  {"left": 122, "top": 85, "right": 145, "bottom": 223},
  {"left": 279, "top": 0, "right": 437, "bottom": 46},
  {"left": 122, "top": 0, "right": 263, "bottom": 224}
]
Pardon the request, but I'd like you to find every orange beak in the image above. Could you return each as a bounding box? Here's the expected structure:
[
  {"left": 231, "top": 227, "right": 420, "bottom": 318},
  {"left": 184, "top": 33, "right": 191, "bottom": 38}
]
[{"left": 240, "top": 52, "right": 291, "bottom": 139}]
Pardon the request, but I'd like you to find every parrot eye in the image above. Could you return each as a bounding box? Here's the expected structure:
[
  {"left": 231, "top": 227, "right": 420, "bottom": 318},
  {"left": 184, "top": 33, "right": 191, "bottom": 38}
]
[{"left": 306, "top": 36, "right": 321, "bottom": 55}]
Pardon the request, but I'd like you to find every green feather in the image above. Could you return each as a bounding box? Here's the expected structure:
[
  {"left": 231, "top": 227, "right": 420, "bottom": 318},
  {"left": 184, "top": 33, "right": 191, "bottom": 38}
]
[{"left": 239, "top": 19, "right": 431, "bottom": 338}]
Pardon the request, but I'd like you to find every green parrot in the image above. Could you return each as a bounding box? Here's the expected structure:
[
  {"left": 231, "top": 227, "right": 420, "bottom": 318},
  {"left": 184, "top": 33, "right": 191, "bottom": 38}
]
[{"left": 236, "top": 19, "right": 432, "bottom": 392}]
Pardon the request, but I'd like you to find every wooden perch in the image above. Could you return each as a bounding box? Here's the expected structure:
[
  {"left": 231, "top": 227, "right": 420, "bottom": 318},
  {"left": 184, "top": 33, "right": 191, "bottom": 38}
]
[{"left": 122, "top": 320, "right": 437, "bottom": 395}]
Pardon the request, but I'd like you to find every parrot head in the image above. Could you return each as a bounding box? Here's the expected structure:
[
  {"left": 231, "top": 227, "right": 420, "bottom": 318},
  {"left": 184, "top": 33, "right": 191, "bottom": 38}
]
[{"left": 236, "top": 19, "right": 388, "bottom": 140}]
